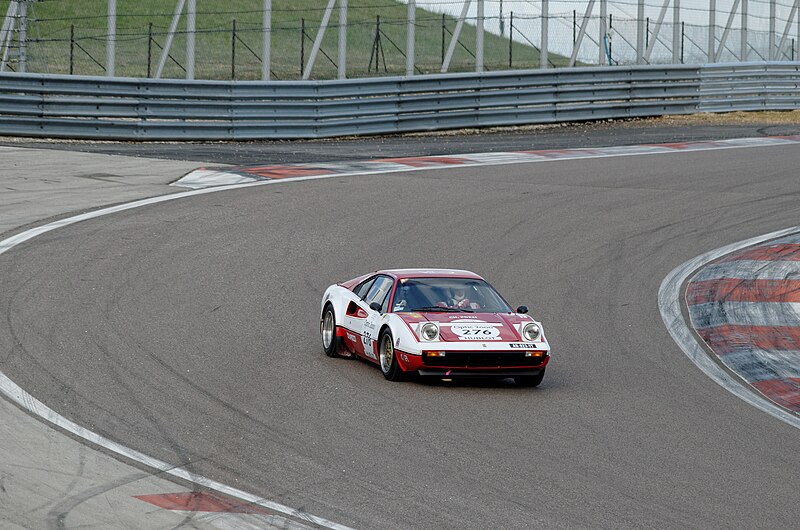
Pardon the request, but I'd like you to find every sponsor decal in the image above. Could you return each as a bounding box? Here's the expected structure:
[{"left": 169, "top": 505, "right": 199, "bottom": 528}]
[
  {"left": 510, "top": 343, "right": 537, "bottom": 348},
  {"left": 364, "top": 348, "right": 377, "bottom": 360},
  {"left": 400, "top": 354, "right": 409, "bottom": 363},
  {"left": 346, "top": 332, "right": 357, "bottom": 342},
  {"left": 396, "top": 337, "right": 401, "bottom": 347}
]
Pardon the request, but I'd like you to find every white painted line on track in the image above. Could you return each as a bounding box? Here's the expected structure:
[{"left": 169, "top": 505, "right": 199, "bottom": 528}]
[
  {"left": 0, "top": 180, "right": 358, "bottom": 529},
  {"left": 658, "top": 227, "right": 800, "bottom": 431},
  {"left": 3, "top": 136, "right": 800, "bottom": 526}
]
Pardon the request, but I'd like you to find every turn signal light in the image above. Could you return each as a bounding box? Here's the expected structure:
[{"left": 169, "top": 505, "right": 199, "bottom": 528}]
[
  {"left": 525, "top": 351, "right": 546, "bottom": 358},
  {"left": 424, "top": 351, "right": 446, "bottom": 357}
]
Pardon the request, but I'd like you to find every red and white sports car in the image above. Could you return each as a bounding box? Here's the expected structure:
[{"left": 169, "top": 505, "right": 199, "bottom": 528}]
[{"left": 320, "top": 269, "right": 551, "bottom": 386}]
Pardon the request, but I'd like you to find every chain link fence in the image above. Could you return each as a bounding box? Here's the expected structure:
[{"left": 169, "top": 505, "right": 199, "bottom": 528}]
[{"left": 1, "top": 0, "right": 798, "bottom": 79}]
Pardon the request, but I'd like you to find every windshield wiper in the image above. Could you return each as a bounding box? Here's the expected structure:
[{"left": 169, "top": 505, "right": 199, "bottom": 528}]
[{"left": 414, "top": 306, "right": 473, "bottom": 313}]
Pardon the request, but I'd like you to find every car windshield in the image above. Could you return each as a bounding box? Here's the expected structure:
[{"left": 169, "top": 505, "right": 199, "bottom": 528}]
[{"left": 392, "top": 277, "right": 511, "bottom": 313}]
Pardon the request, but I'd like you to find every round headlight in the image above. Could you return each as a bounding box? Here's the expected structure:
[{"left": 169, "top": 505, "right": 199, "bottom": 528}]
[
  {"left": 522, "top": 322, "right": 541, "bottom": 341},
  {"left": 421, "top": 322, "right": 439, "bottom": 341}
]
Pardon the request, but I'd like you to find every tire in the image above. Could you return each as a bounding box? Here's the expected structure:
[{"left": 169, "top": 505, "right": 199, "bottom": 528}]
[
  {"left": 378, "top": 329, "right": 405, "bottom": 381},
  {"left": 321, "top": 304, "right": 341, "bottom": 358},
  {"left": 516, "top": 369, "right": 545, "bottom": 387}
]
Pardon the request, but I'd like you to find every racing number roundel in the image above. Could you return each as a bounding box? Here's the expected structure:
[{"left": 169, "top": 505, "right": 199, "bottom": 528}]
[{"left": 450, "top": 321, "right": 500, "bottom": 340}]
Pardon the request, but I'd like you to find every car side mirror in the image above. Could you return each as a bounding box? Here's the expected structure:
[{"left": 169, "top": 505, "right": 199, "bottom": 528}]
[
  {"left": 516, "top": 305, "right": 529, "bottom": 314},
  {"left": 369, "top": 301, "right": 382, "bottom": 312}
]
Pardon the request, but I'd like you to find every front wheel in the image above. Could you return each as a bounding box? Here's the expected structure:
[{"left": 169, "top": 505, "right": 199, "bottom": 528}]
[
  {"left": 516, "top": 369, "right": 545, "bottom": 387},
  {"left": 379, "top": 329, "right": 405, "bottom": 381},
  {"left": 321, "top": 304, "right": 341, "bottom": 357}
]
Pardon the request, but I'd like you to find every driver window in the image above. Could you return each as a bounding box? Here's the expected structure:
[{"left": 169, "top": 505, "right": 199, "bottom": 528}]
[{"left": 365, "top": 276, "right": 393, "bottom": 309}]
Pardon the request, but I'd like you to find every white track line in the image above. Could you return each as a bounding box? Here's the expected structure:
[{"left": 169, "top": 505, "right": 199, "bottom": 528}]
[{"left": 658, "top": 227, "right": 800, "bottom": 430}]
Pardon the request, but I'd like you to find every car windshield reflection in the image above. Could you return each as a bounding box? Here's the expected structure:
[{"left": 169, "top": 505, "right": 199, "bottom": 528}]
[{"left": 392, "top": 278, "right": 511, "bottom": 313}]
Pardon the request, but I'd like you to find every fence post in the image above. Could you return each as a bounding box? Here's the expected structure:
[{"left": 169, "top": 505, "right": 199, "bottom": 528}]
[
  {"left": 681, "top": 21, "right": 685, "bottom": 63},
  {"left": 406, "top": 0, "right": 415, "bottom": 76},
  {"left": 637, "top": 0, "right": 644, "bottom": 64},
  {"left": 231, "top": 19, "right": 236, "bottom": 80},
  {"left": 300, "top": 18, "right": 305, "bottom": 77},
  {"left": 147, "top": 23, "right": 152, "bottom": 77},
  {"left": 541, "top": 1, "right": 549, "bottom": 68},
  {"left": 476, "top": 0, "right": 484, "bottom": 72},
  {"left": 741, "top": 0, "right": 747, "bottom": 61},
  {"left": 508, "top": 11, "right": 512, "bottom": 69},
  {"left": 262, "top": 0, "right": 271, "bottom": 80},
  {"left": 708, "top": 0, "right": 716, "bottom": 62},
  {"left": 18, "top": 0, "right": 28, "bottom": 73},
  {"left": 186, "top": 0, "right": 195, "bottom": 79},
  {"left": 673, "top": 0, "right": 681, "bottom": 63},
  {"left": 441, "top": 13, "right": 445, "bottom": 67},
  {"left": 338, "top": 0, "right": 347, "bottom": 79},
  {"left": 599, "top": 0, "right": 607, "bottom": 65},
  {"left": 69, "top": 24, "right": 75, "bottom": 74},
  {"left": 769, "top": 0, "right": 775, "bottom": 60},
  {"left": 106, "top": 0, "right": 115, "bottom": 76}
]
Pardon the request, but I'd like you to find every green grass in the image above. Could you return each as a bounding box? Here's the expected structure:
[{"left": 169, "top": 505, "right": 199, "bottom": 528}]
[{"left": 0, "top": 0, "right": 570, "bottom": 79}]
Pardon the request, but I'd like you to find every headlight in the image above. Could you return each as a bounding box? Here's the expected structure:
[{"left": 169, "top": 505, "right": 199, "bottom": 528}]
[
  {"left": 522, "top": 322, "right": 541, "bottom": 341},
  {"left": 420, "top": 322, "right": 439, "bottom": 341}
]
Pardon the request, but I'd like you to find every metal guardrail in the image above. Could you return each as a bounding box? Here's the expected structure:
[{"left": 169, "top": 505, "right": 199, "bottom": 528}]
[{"left": 0, "top": 63, "right": 797, "bottom": 140}]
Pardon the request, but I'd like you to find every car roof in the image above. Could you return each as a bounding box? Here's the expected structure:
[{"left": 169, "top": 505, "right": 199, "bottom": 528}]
[{"left": 379, "top": 268, "right": 484, "bottom": 280}]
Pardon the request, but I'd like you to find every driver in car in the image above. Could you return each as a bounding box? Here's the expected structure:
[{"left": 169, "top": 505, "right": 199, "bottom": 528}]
[{"left": 450, "top": 287, "right": 480, "bottom": 310}]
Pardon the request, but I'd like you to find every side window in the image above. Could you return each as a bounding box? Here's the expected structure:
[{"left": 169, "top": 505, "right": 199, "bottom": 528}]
[
  {"left": 353, "top": 277, "right": 376, "bottom": 299},
  {"left": 365, "top": 276, "right": 393, "bottom": 310}
]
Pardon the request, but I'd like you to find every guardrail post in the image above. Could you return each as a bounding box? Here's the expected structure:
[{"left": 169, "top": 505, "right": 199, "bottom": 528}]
[
  {"left": 338, "top": 0, "right": 347, "bottom": 79},
  {"left": 406, "top": 0, "right": 415, "bottom": 76},
  {"left": 106, "top": 0, "right": 116, "bottom": 77}
]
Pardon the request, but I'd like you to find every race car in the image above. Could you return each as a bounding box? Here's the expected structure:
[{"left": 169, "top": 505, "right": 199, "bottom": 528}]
[{"left": 319, "top": 269, "right": 551, "bottom": 386}]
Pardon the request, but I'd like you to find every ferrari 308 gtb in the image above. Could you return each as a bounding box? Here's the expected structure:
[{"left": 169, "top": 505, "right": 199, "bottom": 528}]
[{"left": 319, "top": 269, "right": 551, "bottom": 386}]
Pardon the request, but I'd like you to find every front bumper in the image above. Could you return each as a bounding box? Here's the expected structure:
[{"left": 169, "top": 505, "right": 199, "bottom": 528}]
[{"left": 397, "top": 349, "right": 550, "bottom": 376}]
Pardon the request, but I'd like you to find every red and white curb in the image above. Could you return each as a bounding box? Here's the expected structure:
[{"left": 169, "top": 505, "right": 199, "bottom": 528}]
[
  {"left": 659, "top": 228, "right": 800, "bottom": 430},
  {"left": 174, "top": 135, "right": 800, "bottom": 189},
  {"left": 686, "top": 235, "right": 800, "bottom": 413}
]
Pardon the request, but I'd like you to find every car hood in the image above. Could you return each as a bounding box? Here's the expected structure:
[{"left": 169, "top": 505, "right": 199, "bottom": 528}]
[{"left": 397, "top": 311, "right": 538, "bottom": 343}]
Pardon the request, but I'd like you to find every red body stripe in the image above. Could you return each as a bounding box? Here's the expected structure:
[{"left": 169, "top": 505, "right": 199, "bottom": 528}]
[
  {"left": 134, "top": 492, "right": 271, "bottom": 514},
  {"left": 697, "top": 325, "right": 800, "bottom": 354},
  {"left": 716, "top": 243, "right": 800, "bottom": 262},
  {"left": 687, "top": 279, "right": 800, "bottom": 304},
  {"left": 751, "top": 378, "right": 800, "bottom": 412}
]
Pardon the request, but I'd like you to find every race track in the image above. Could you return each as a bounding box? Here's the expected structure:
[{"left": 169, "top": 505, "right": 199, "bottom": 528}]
[{"left": 1, "top": 144, "right": 798, "bottom": 529}]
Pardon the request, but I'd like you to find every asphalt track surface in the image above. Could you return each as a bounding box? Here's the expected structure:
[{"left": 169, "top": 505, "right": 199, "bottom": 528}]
[{"left": 1, "top": 144, "right": 799, "bottom": 528}]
